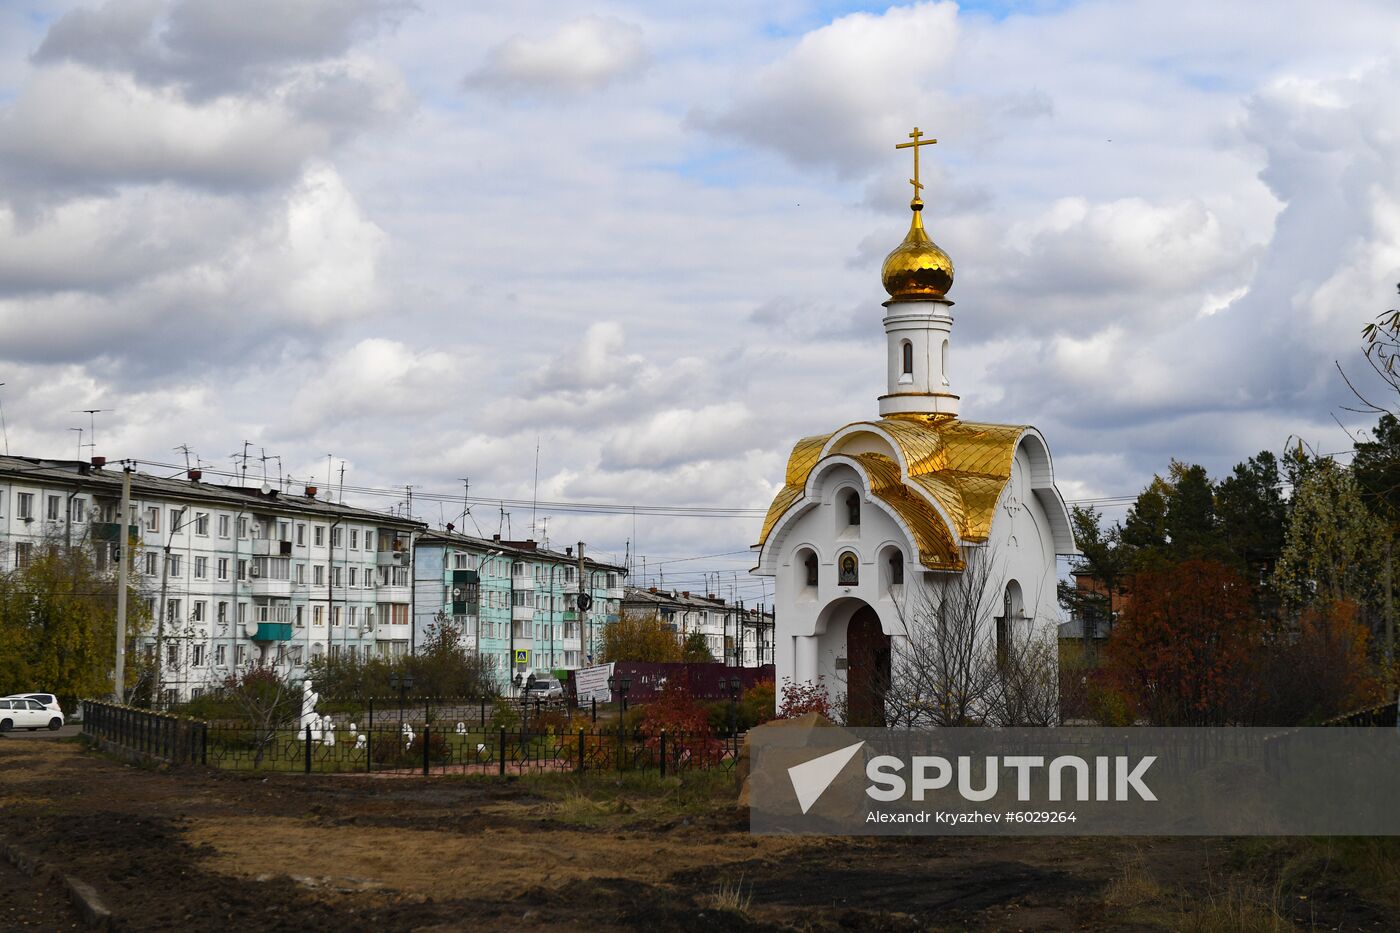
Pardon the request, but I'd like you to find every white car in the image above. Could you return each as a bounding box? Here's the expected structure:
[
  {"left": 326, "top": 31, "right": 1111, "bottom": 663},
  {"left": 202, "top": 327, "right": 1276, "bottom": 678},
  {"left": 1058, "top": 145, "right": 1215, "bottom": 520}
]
[
  {"left": 8, "top": 693, "right": 61, "bottom": 715},
  {"left": 0, "top": 697, "right": 64, "bottom": 732}
]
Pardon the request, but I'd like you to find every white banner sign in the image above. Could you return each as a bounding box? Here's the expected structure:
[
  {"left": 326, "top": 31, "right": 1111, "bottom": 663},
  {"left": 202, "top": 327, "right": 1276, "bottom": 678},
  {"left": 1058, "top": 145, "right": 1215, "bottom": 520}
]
[{"left": 574, "top": 663, "right": 614, "bottom": 704}]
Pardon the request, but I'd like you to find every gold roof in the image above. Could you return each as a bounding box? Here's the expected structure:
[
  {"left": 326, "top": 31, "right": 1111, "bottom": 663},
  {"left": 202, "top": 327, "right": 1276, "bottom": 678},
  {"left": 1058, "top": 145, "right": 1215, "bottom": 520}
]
[
  {"left": 881, "top": 199, "right": 953, "bottom": 300},
  {"left": 757, "top": 413, "right": 1025, "bottom": 571}
]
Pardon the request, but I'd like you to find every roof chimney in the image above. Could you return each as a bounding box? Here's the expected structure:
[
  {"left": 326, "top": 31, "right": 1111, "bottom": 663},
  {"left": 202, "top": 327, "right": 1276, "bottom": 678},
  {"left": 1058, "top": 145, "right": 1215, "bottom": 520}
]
[
  {"left": 305, "top": 485, "right": 318, "bottom": 498},
  {"left": 91, "top": 456, "right": 106, "bottom": 469},
  {"left": 445, "top": 522, "right": 455, "bottom": 532},
  {"left": 565, "top": 546, "right": 573, "bottom": 556},
  {"left": 492, "top": 533, "right": 500, "bottom": 542},
  {"left": 681, "top": 591, "right": 689, "bottom": 598},
  {"left": 188, "top": 469, "right": 201, "bottom": 482},
  {"left": 649, "top": 587, "right": 658, "bottom": 594}
]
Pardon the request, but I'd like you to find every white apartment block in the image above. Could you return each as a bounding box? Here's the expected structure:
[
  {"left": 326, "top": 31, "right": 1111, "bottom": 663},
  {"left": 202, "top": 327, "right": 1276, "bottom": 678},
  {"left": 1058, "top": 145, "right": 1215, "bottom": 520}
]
[
  {"left": 0, "top": 456, "right": 424, "bottom": 706},
  {"left": 621, "top": 587, "right": 775, "bottom": 668}
]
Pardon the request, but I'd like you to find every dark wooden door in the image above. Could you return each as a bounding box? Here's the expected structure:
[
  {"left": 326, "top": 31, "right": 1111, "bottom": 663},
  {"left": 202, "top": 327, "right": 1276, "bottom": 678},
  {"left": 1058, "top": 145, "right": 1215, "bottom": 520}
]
[{"left": 846, "top": 605, "right": 890, "bottom": 726}]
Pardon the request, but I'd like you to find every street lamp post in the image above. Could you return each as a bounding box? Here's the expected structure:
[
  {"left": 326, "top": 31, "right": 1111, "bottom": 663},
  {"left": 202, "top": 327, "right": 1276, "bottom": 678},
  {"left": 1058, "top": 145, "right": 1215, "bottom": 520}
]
[
  {"left": 153, "top": 506, "right": 190, "bottom": 709},
  {"left": 727, "top": 676, "right": 741, "bottom": 738},
  {"left": 608, "top": 673, "right": 632, "bottom": 716},
  {"left": 390, "top": 671, "right": 413, "bottom": 728}
]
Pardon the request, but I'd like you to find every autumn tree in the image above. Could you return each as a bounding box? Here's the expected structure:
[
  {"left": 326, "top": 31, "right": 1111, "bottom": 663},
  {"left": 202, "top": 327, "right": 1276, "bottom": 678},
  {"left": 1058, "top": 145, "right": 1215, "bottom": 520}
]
[
  {"left": 1272, "top": 457, "right": 1385, "bottom": 612},
  {"left": 1102, "top": 559, "right": 1259, "bottom": 726},
  {"left": 0, "top": 540, "right": 151, "bottom": 707},
  {"left": 1250, "top": 600, "right": 1383, "bottom": 724},
  {"left": 1058, "top": 505, "right": 1131, "bottom": 647},
  {"left": 598, "top": 610, "right": 681, "bottom": 663}
]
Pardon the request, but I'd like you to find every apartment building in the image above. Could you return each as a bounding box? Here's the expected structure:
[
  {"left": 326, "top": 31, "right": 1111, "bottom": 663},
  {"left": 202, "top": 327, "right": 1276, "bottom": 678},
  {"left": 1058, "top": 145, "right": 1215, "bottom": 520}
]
[
  {"left": 412, "top": 529, "right": 626, "bottom": 691},
  {"left": 0, "top": 456, "right": 425, "bottom": 705},
  {"left": 621, "top": 587, "right": 775, "bottom": 667}
]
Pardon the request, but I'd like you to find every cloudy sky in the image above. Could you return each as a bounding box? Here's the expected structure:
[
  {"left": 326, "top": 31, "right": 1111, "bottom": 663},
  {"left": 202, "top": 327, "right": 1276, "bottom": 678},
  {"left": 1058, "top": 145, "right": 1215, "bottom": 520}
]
[{"left": 1, "top": 0, "right": 1398, "bottom": 600}]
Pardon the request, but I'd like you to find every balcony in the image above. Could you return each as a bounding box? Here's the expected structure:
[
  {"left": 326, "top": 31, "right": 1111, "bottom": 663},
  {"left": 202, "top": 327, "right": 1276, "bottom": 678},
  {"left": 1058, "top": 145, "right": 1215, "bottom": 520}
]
[
  {"left": 251, "top": 539, "right": 292, "bottom": 557},
  {"left": 250, "top": 578, "right": 294, "bottom": 598},
  {"left": 91, "top": 522, "right": 139, "bottom": 542},
  {"left": 376, "top": 549, "right": 409, "bottom": 567},
  {"left": 511, "top": 574, "right": 534, "bottom": 590},
  {"left": 511, "top": 604, "right": 535, "bottom": 623},
  {"left": 561, "top": 610, "right": 579, "bottom": 622},
  {"left": 250, "top": 621, "right": 293, "bottom": 642},
  {"left": 377, "top": 584, "right": 411, "bottom": 603}
]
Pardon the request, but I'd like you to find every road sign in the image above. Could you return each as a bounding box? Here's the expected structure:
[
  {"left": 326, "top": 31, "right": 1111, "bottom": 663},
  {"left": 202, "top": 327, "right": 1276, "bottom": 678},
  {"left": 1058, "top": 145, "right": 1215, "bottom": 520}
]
[
  {"left": 514, "top": 649, "right": 530, "bottom": 665},
  {"left": 577, "top": 593, "right": 593, "bottom": 611}
]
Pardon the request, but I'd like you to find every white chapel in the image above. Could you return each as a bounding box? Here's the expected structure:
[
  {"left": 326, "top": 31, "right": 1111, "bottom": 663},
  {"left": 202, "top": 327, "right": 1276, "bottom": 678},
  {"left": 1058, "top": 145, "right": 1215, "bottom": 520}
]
[{"left": 752, "top": 128, "right": 1076, "bottom": 724}]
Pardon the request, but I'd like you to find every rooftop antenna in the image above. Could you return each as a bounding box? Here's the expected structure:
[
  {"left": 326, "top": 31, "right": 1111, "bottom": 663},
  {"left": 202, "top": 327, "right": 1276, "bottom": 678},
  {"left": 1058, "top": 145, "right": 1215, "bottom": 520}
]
[
  {"left": 539, "top": 515, "right": 549, "bottom": 548},
  {"left": 69, "top": 426, "right": 83, "bottom": 459},
  {"left": 531, "top": 435, "right": 540, "bottom": 539},
  {"left": 338, "top": 461, "right": 346, "bottom": 504},
  {"left": 0, "top": 383, "right": 8, "bottom": 455},
  {"left": 174, "top": 444, "right": 195, "bottom": 471},
  {"left": 499, "top": 501, "right": 506, "bottom": 538},
  {"left": 231, "top": 441, "right": 252, "bottom": 486},
  {"left": 325, "top": 454, "right": 333, "bottom": 499},
  {"left": 268, "top": 455, "right": 283, "bottom": 491},
  {"left": 73, "top": 409, "right": 110, "bottom": 455}
]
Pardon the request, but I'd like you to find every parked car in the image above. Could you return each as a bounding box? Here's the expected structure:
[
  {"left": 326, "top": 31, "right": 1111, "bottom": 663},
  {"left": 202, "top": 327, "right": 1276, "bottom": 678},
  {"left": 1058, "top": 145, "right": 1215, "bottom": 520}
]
[
  {"left": 7, "top": 693, "right": 61, "bottom": 715},
  {"left": 0, "top": 697, "right": 64, "bottom": 732},
  {"left": 522, "top": 677, "right": 564, "bottom": 701}
]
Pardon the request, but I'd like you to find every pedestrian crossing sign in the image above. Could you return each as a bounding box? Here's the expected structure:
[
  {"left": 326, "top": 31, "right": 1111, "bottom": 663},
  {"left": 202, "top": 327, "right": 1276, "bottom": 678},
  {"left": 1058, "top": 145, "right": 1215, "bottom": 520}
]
[{"left": 514, "top": 649, "right": 530, "bottom": 665}]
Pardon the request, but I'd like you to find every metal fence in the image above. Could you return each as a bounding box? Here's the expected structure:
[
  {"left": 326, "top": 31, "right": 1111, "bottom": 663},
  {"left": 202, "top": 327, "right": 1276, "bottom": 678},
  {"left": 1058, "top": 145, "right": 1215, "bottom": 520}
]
[
  {"left": 83, "top": 700, "right": 208, "bottom": 765},
  {"left": 201, "top": 722, "right": 739, "bottom": 777},
  {"left": 82, "top": 698, "right": 738, "bottom": 777}
]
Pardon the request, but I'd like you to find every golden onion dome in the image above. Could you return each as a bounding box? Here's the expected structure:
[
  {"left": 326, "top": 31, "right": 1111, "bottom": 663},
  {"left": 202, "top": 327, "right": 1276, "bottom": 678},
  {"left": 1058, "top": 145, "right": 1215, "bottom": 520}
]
[{"left": 880, "top": 199, "right": 953, "bottom": 300}]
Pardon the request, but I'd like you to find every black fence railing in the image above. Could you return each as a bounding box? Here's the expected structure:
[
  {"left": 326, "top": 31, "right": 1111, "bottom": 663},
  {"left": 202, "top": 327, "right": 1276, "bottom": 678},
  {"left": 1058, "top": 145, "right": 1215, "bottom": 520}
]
[
  {"left": 83, "top": 700, "right": 208, "bottom": 765},
  {"left": 200, "top": 722, "right": 740, "bottom": 776}
]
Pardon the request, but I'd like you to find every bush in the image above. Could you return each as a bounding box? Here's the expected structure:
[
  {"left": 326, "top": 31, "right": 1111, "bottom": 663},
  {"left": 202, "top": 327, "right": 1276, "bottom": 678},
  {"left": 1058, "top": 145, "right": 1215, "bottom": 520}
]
[
  {"left": 777, "top": 677, "right": 835, "bottom": 719},
  {"left": 370, "top": 727, "right": 450, "bottom": 768}
]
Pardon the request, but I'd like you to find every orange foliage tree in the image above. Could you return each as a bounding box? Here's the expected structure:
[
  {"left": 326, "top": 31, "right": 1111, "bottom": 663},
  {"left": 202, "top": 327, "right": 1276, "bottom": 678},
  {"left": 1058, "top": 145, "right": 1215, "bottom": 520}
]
[
  {"left": 1252, "top": 599, "right": 1384, "bottom": 724},
  {"left": 1102, "top": 559, "right": 1260, "bottom": 725}
]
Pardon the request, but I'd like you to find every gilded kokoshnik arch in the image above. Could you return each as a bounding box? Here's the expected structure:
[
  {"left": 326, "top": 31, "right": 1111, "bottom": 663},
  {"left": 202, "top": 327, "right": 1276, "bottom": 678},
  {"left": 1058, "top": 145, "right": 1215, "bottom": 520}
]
[{"left": 751, "top": 126, "right": 1077, "bottom": 717}]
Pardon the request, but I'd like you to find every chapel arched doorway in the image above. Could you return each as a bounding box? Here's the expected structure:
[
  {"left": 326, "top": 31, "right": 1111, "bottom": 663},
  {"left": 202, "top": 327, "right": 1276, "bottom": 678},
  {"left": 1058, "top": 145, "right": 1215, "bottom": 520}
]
[{"left": 846, "top": 604, "right": 890, "bottom": 726}]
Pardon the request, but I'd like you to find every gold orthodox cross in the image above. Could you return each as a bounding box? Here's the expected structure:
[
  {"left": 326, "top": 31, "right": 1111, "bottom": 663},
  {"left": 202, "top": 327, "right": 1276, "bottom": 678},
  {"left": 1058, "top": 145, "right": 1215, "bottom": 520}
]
[{"left": 895, "top": 126, "right": 937, "bottom": 200}]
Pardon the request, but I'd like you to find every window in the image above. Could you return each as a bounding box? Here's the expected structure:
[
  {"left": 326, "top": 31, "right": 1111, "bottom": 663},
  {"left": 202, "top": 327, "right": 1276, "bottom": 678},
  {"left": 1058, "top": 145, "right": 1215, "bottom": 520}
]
[
  {"left": 332, "top": 606, "right": 341, "bottom": 627},
  {"left": 331, "top": 527, "right": 343, "bottom": 548},
  {"left": 296, "top": 563, "right": 306, "bottom": 584},
  {"left": 170, "top": 507, "right": 183, "bottom": 531},
  {"left": 167, "top": 599, "right": 181, "bottom": 623},
  {"left": 237, "top": 559, "right": 248, "bottom": 581},
  {"left": 295, "top": 606, "right": 305, "bottom": 628},
  {"left": 168, "top": 554, "right": 181, "bottom": 577},
  {"left": 144, "top": 551, "right": 158, "bottom": 576},
  {"left": 350, "top": 529, "right": 359, "bottom": 549},
  {"left": 217, "top": 558, "right": 229, "bottom": 580},
  {"left": 237, "top": 602, "right": 248, "bottom": 624},
  {"left": 329, "top": 644, "right": 340, "bottom": 660},
  {"left": 314, "top": 525, "right": 325, "bottom": 547},
  {"left": 889, "top": 551, "right": 904, "bottom": 586},
  {"left": 15, "top": 542, "right": 32, "bottom": 569},
  {"left": 17, "top": 493, "right": 33, "bottom": 520},
  {"left": 47, "top": 495, "right": 61, "bottom": 521},
  {"left": 217, "top": 601, "right": 228, "bottom": 624},
  {"left": 235, "top": 645, "right": 246, "bottom": 666},
  {"left": 144, "top": 506, "right": 159, "bottom": 532},
  {"left": 194, "top": 556, "right": 208, "bottom": 579},
  {"left": 278, "top": 520, "right": 290, "bottom": 542},
  {"left": 238, "top": 517, "right": 249, "bottom": 539},
  {"left": 192, "top": 644, "right": 205, "bottom": 667},
  {"left": 166, "top": 644, "right": 178, "bottom": 665},
  {"left": 331, "top": 566, "right": 342, "bottom": 587},
  {"left": 192, "top": 600, "right": 206, "bottom": 622},
  {"left": 296, "top": 523, "right": 306, "bottom": 546},
  {"left": 348, "top": 606, "right": 358, "bottom": 629},
  {"left": 348, "top": 567, "right": 357, "bottom": 587},
  {"left": 313, "top": 565, "right": 324, "bottom": 586},
  {"left": 313, "top": 606, "right": 324, "bottom": 626},
  {"left": 195, "top": 512, "right": 209, "bottom": 535},
  {"left": 901, "top": 340, "right": 913, "bottom": 375},
  {"left": 365, "top": 532, "right": 374, "bottom": 551},
  {"left": 70, "top": 497, "right": 85, "bottom": 522},
  {"left": 215, "top": 645, "right": 226, "bottom": 667},
  {"left": 218, "top": 514, "right": 230, "bottom": 538},
  {"left": 845, "top": 491, "right": 861, "bottom": 527}
]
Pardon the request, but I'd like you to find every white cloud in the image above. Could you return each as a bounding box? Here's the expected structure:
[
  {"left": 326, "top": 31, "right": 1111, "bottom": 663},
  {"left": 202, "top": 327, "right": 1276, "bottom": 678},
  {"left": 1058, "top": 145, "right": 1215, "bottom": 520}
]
[{"left": 466, "top": 16, "right": 648, "bottom": 97}]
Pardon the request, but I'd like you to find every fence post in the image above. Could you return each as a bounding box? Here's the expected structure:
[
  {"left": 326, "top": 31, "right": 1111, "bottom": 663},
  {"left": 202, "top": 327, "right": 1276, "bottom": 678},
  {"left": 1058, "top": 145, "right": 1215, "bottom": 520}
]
[
  {"left": 422, "top": 726, "right": 430, "bottom": 776},
  {"left": 591, "top": 697, "right": 596, "bottom": 724},
  {"left": 660, "top": 730, "right": 666, "bottom": 779},
  {"left": 498, "top": 726, "right": 506, "bottom": 777},
  {"left": 304, "top": 724, "right": 312, "bottom": 774},
  {"left": 201, "top": 722, "right": 207, "bottom": 766},
  {"left": 480, "top": 696, "right": 486, "bottom": 726},
  {"left": 617, "top": 720, "right": 624, "bottom": 773},
  {"left": 578, "top": 728, "right": 585, "bottom": 774}
]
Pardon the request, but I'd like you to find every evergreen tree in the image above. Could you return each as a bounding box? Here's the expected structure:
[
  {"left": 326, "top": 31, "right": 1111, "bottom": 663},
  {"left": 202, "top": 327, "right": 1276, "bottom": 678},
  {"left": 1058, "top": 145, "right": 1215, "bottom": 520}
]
[
  {"left": 1121, "top": 476, "right": 1171, "bottom": 560},
  {"left": 1164, "top": 461, "right": 1219, "bottom": 560},
  {"left": 1216, "top": 451, "right": 1288, "bottom": 577}
]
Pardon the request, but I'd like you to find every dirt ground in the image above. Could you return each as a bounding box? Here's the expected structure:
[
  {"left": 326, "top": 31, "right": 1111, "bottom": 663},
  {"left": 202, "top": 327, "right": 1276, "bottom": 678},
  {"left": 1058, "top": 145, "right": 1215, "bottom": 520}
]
[{"left": 1, "top": 738, "right": 1396, "bottom": 932}]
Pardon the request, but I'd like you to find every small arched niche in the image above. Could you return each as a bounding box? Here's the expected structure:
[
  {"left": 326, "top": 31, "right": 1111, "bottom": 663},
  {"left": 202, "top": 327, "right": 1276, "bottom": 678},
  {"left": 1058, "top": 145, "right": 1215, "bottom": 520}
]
[
  {"left": 795, "top": 546, "right": 819, "bottom": 602},
  {"left": 837, "top": 550, "right": 860, "bottom": 587},
  {"left": 835, "top": 486, "right": 862, "bottom": 539},
  {"left": 997, "top": 579, "right": 1025, "bottom": 669},
  {"left": 940, "top": 339, "right": 950, "bottom": 386},
  {"left": 878, "top": 545, "right": 905, "bottom": 598},
  {"left": 899, "top": 340, "right": 914, "bottom": 384}
]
